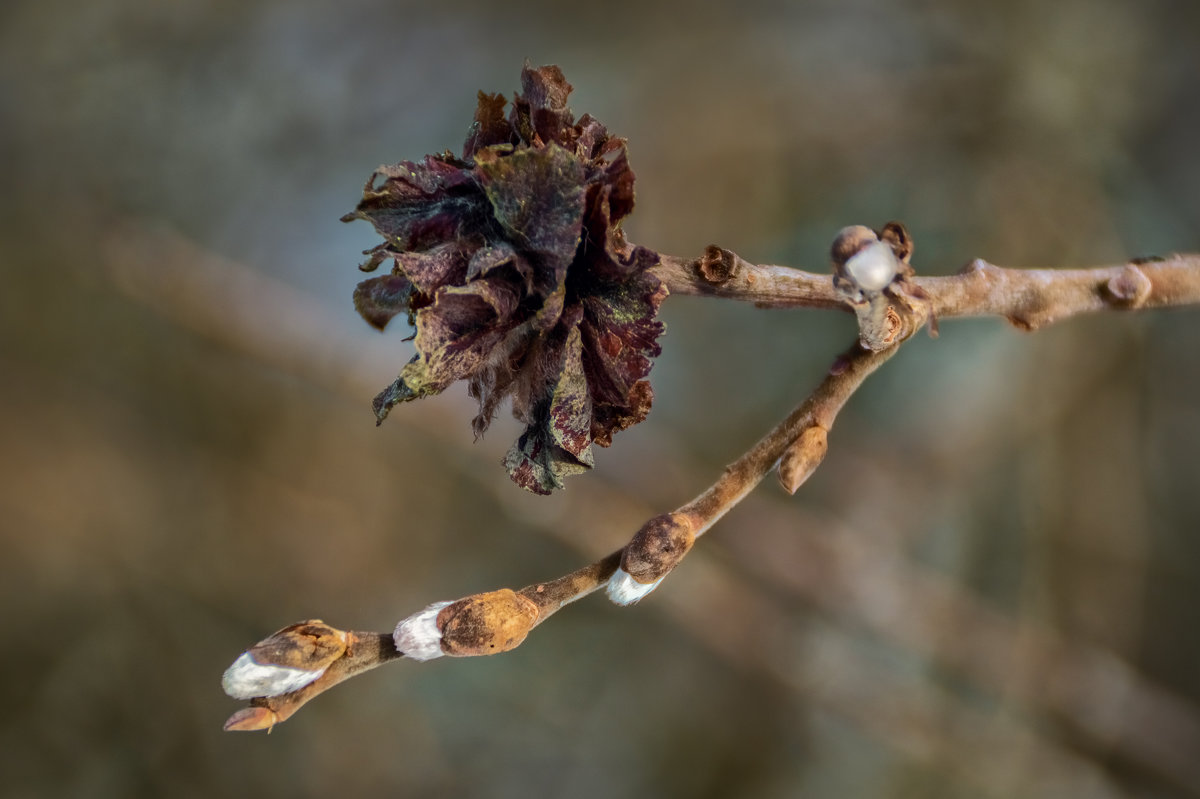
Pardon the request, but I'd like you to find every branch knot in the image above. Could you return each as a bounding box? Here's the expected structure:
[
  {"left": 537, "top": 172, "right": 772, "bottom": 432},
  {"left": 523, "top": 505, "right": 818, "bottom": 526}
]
[
  {"left": 831, "top": 222, "right": 930, "bottom": 350},
  {"left": 697, "top": 245, "right": 739, "bottom": 284}
]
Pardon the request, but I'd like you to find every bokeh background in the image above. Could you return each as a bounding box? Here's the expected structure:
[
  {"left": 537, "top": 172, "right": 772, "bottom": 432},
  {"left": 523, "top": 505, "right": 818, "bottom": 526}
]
[{"left": 2, "top": 0, "right": 1199, "bottom": 796}]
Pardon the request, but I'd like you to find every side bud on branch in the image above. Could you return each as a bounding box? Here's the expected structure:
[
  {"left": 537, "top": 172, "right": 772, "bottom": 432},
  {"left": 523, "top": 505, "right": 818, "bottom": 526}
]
[
  {"left": 394, "top": 589, "right": 540, "bottom": 660},
  {"left": 607, "top": 513, "right": 695, "bottom": 605},
  {"left": 832, "top": 222, "right": 930, "bottom": 350}
]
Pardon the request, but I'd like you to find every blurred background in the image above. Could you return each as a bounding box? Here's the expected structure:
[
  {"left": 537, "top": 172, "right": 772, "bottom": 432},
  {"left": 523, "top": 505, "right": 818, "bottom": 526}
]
[{"left": 2, "top": 0, "right": 1199, "bottom": 796}]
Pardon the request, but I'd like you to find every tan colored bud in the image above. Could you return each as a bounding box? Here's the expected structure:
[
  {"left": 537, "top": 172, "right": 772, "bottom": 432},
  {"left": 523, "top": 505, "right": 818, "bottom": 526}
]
[
  {"left": 221, "top": 620, "right": 347, "bottom": 700},
  {"left": 437, "top": 589, "right": 540, "bottom": 657},
  {"left": 620, "top": 512, "right": 695, "bottom": 584},
  {"left": 778, "top": 425, "right": 829, "bottom": 495},
  {"left": 244, "top": 620, "right": 347, "bottom": 671}
]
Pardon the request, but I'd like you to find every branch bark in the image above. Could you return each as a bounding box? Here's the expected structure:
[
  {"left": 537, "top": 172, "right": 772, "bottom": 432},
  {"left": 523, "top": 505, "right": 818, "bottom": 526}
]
[
  {"left": 653, "top": 249, "right": 1200, "bottom": 328},
  {"left": 207, "top": 231, "right": 1200, "bottom": 737}
]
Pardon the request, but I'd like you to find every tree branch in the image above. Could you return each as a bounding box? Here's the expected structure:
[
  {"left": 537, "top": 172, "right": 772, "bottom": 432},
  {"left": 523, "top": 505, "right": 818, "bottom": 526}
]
[
  {"left": 220, "top": 336, "right": 904, "bottom": 728},
  {"left": 653, "top": 248, "right": 1200, "bottom": 328},
  {"left": 100, "top": 219, "right": 1200, "bottom": 789},
  {"left": 211, "top": 225, "right": 1200, "bottom": 732}
]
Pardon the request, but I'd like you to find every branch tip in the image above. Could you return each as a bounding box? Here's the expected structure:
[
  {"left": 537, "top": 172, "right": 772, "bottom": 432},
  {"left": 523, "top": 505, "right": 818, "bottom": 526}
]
[{"left": 223, "top": 706, "right": 279, "bottom": 733}]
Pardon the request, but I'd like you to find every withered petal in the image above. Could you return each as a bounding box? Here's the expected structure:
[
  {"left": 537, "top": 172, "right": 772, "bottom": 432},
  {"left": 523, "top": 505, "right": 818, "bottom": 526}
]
[
  {"left": 579, "top": 274, "right": 666, "bottom": 405},
  {"left": 511, "top": 62, "right": 574, "bottom": 146},
  {"left": 592, "top": 380, "right": 654, "bottom": 447},
  {"left": 393, "top": 242, "right": 470, "bottom": 294},
  {"left": 463, "top": 91, "right": 515, "bottom": 159},
  {"left": 345, "top": 155, "right": 486, "bottom": 253},
  {"left": 474, "top": 143, "right": 586, "bottom": 281},
  {"left": 354, "top": 274, "right": 413, "bottom": 331}
]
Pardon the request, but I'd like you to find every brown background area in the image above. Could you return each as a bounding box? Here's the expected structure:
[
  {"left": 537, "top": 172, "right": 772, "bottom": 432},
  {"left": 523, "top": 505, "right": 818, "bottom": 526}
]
[{"left": 2, "top": 0, "right": 1199, "bottom": 796}]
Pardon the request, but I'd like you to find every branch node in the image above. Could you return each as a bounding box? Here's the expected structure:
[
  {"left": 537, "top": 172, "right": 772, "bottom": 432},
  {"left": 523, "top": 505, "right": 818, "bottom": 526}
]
[
  {"left": 832, "top": 222, "right": 927, "bottom": 350},
  {"left": 1105, "top": 264, "right": 1152, "bottom": 308},
  {"left": 698, "top": 245, "right": 739, "bottom": 284},
  {"left": 778, "top": 424, "right": 829, "bottom": 495}
]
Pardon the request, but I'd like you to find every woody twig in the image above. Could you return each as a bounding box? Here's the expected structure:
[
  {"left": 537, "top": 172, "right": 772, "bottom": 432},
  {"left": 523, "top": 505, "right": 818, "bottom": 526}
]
[{"left": 222, "top": 218, "right": 1200, "bottom": 732}]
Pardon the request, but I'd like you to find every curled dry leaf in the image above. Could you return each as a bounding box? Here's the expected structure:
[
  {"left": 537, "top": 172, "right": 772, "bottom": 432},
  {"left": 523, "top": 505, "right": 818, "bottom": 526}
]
[{"left": 342, "top": 63, "right": 666, "bottom": 493}]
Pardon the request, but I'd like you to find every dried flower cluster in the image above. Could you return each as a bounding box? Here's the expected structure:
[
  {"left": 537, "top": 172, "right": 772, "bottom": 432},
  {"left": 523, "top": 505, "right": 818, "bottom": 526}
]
[{"left": 342, "top": 64, "right": 666, "bottom": 493}]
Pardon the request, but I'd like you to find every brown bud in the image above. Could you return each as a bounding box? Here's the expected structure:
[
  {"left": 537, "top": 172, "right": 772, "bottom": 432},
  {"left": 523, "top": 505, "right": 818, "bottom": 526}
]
[
  {"left": 437, "top": 589, "right": 540, "bottom": 657},
  {"left": 830, "top": 225, "right": 878, "bottom": 268},
  {"left": 222, "top": 620, "right": 348, "bottom": 700},
  {"left": 620, "top": 513, "right": 695, "bottom": 584},
  {"left": 877, "top": 221, "right": 913, "bottom": 264},
  {"left": 244, "top": 620, "right": 348, "bottom": 672},
  {"left": 698, "top": 245, "right": 738, "bottom": 284},
  {"left": 778, "top": 425, "right": 829, "bottom": 495}
]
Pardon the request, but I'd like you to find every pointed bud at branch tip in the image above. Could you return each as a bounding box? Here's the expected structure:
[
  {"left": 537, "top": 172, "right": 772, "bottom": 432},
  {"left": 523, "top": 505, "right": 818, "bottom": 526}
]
[
  {"left": 221, "top": 620, "right": 347, "bottom": 699},
  {"left": 606, "top": 567, "right": 664, "bottom": 605},
  {"left": 394, "top": 601, "right": 452, "bottom": 661},
  {"left": 223, "top": 706, "right": 279, "bottom": 733},
  {"left": 778, "top": 425, "right": 829, "bottom": 494}
]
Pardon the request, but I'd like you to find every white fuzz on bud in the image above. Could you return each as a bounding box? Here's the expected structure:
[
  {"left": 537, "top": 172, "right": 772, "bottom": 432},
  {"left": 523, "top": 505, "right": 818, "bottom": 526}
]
[
  {"left": 221, "top": 652, "right": 326, "bottom": 700},
  {"left": 394, "top": 600, "right": 453, "bottom": 661},
  {"left": 606, "top": 567, "right": 664, "bottom": 606},
  {"left": 845, "top": 239, "right": 899, "bottom": 292}
]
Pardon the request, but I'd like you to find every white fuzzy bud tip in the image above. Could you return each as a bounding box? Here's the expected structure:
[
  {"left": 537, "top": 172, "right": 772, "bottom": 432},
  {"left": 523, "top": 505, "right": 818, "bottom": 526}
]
[
  {"left": 606, "top": 567, "right": 664, "bottom": 606},
  {"left": 845, "top": 240, "right": 899, "bottom": 292},
  {"left": 221, "top": 652, "right": 326, "bottom": 700},
  {"left": 394, "top": 601, "right": 452, "bottom": 661}
]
